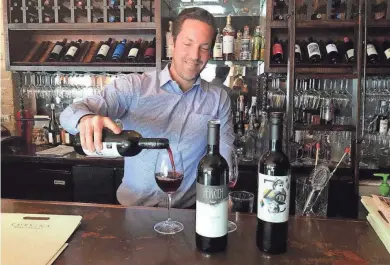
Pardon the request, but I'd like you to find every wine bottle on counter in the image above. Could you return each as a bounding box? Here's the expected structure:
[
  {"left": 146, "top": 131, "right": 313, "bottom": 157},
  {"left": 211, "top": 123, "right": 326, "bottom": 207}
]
[
  {"left": 272, "top": 37, "right": 284, "bottom": 64},
  {"left": 222, "top": 15, "right": 235, "bottom": 60},
  {"left": 48, "top": 38, "right": 67, "bottom": 61},
  {"left": 144, "top": 37, "right": 156, "bottom": 63},
  {"left": 344, "top": 37, "right": 355, "bottom": 63},
  {"left": 196, "top": 120, "right": 229, "bottom": 253},
  {"left": 95, "top": 38, "right": 113, "bottom": 62},
  {"left": 48, "top": 103, "right": 61, "bottom": 146},
  {"left": 213, "top": 28, "right": 223, "bottom": 60},
  {"left": 112, "top": 39, "right": 127, "bottom": 62},
  {"left": 73, "top": 129, "right": 169, "bottom": 157},
  {"left": 257, "top": 112, "right": 290, "bottom": 254},
  {"left": 127, "top": 39, "right": 142, "bottom": 62},
  {"left": 307, "top": 37, "right": 321, "bottom": 63},
  {"left": 367, "top": 41, "right": 379, "bottom": 64},
  {"left": 382, "top": 40, "right": 390, "bottom": 62},
  {"left": 64, "top": 39, "right": 82, "bottom": 62},
  {"left": 295, "top": 42, "right": 302, "bottom": 63},
  {"left": 325, "top": 40, "right": 339, "bottom": 64}
]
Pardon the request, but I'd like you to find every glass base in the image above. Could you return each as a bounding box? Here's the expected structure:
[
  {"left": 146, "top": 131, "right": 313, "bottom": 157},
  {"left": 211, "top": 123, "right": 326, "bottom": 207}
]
[
  {"left": 154, "top": 220, "right": 184, "bottom": 235},
  {"left": 228, "top": 220, "right": 237, "bottom": 233}
]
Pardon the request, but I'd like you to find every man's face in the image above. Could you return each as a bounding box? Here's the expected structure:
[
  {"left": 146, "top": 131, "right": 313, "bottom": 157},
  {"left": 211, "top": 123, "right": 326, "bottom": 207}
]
[{"left": 171, "top": 19, "right": 213, "bottom": 82}]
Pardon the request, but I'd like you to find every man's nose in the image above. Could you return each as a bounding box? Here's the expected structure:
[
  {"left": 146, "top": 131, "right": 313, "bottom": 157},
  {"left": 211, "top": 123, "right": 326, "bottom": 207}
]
[{"left": 188, "top": 46, "right": 200, "bottom": 61}]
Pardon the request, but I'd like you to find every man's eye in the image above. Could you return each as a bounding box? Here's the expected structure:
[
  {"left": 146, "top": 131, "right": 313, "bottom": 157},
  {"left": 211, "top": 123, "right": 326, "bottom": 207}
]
[{"left": 201, "top": 47, "right": 210, "bottom": 51}]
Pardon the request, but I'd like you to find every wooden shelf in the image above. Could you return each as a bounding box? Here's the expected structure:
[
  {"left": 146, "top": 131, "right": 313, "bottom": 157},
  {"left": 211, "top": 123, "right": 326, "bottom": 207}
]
[
  {"left": 270, "top": 20, "right": 288, "bottom": 29},
  {"left": 366, "top": 65, "right": 390, "bottom": 75},
  {"left": 162, "top": 60, "right": 264, "bottom": 67},
  {"left": 9, "top": 62, "right": 156, "bottom": 73},
  {"left": 269, "top": 63, "right": 354, "bottom": 75},
  {"left": 294, "top": 124, "right": 356, "bottom": 132},
  {"left": 7, "top": 23, "right": 157, "bottom": 31},
  {"left": 270, "top": 20, "right": 357, "bottom": 29},
  {"left": 367, "top": 20, "right": 390, "bottom": 28}
]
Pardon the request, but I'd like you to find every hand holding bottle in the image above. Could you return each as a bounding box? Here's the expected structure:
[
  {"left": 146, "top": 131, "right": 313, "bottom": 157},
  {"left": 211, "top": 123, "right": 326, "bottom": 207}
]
[{"left": 77, "top": 115, "right": 122, "bottom": 153}]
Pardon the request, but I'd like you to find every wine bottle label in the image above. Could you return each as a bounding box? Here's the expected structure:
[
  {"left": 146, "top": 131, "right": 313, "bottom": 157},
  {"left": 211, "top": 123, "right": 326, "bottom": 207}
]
[
  {"left": 82, "top": 142, "right": 121, "bottom": 157},
  {"left": 258, "top": 173, "right": 290, "bottom": 223},
  {"left": 128, "top": 48, "right": 139, "bottom": 57},
  {"left": 48, "top": 133, "right": 53, "bottom": 143},
  {"left": 346, "top": 49, "right": 354, "bottom": 59},
  {"left": 272, "top": 43, "right": 283, "bottom": 55},
  {"left": 196, "top": 182, "right": 228, "bottom": 238},
  {"left": 144, "top": 47, "right": 155, "bottom": 57},
  {"left": 379, "top": 120, "right": 388, "bottom": 134},
  {"left": 213, "top": 43, "right": 222, "bottom": 57},
  {"left": 326, "top": 44, "right": 338, "bottom": 54},
  {"left": 66, "top": 46, "right": 78, "bottom": 57},
  {"left": 367, "top": 44, "right": 378, "bottom": 56},
  {"left": 97, "top": 44, "right": 110, "bottom": 56},
  {"left": 52, "top": 44, "right": 63, "bottom": 55},
  {"left": 307, "top": 42, "right": 321, "bottom": 58},
  {"left": 222, "top": 35, "right": 234, "bottom": 54},
  {"left": 384, "top": 48, "right": 390, "bottom": 59},
  {"left": 295, "top": 44, "right": 302, "bottom": 54}
]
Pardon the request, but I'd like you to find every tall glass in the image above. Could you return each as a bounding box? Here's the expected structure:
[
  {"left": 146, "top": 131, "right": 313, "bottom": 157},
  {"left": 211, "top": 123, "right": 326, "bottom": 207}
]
[
  {"left": 228, "top": 149, "right": 239, "bottom": 233},
  {"left": 154, "top": 150, "right": 184, "bottom": 235}
]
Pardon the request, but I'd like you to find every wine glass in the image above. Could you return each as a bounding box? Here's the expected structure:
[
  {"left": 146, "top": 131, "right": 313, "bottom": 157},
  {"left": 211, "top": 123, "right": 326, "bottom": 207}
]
[
  {"left": 154, "top": 150, "right": 184, "bottom": 235},
  {"left": 228, "top": 149, "right": 239, "bottom": 233}
]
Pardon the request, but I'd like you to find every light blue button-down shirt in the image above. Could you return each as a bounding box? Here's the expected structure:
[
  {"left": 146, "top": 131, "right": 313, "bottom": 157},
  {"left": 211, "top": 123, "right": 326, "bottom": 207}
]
[{"left": 60, "top": 65, "right": 234, "bottom": 208}]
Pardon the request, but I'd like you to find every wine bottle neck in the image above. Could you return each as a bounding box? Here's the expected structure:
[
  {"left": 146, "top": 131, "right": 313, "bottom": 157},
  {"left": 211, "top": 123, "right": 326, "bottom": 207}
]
[
  {"left": 138, "top": 138, "right": 169, "bottom": 149},
  {"left": 207, "top": 122, "right": 220, "bottom": 154},
  {"left": 269, "top": 123, "right": 283, "bottom": 151}
]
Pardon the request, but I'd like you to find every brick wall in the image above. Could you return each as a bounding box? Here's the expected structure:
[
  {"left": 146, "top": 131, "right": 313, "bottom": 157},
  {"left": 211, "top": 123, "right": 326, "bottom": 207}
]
[{"left": 1, "top": 0, "right": 17, "bottom": 134}]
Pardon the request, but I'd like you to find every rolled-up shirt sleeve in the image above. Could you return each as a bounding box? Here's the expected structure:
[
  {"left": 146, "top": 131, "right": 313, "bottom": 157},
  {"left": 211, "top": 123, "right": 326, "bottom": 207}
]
[
  {"left": 60, "top": 74, "right": 139, "bottom": 135},
  {"left": 218, "top": 89, "right": 235, "bottom": 172}
]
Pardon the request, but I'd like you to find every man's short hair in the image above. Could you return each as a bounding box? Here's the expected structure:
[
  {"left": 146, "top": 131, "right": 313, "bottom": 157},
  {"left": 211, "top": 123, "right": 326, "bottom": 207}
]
[{"left": 172, "top": 7, "right": 216, "bottom": 49}]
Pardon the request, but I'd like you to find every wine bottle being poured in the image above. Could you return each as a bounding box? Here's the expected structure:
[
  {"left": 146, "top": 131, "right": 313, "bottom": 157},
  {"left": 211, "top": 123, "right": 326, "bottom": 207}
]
[{"left": 73, "top": 129, "right": 169, "bottom": 157}]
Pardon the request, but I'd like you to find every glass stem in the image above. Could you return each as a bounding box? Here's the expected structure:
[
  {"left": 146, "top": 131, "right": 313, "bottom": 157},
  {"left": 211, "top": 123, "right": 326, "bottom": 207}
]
[{"left": 167, "top": 193, "right": 172, "bottom": 222}]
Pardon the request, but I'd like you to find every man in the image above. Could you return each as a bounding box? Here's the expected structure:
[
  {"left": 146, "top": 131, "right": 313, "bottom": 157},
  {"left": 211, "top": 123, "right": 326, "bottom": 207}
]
[{"left": 60, "top": 7, "right": 234, "bottom": 208}]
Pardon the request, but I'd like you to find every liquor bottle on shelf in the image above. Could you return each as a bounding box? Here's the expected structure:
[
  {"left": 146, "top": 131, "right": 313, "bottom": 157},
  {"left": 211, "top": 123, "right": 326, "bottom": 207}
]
[
  {"left": 344, "top": 37, "right": 355, "bottom": 63},
  {"left": 325, "top": 40, "right": 339, "bottom": 64},
  {"left": 73, "top": 129, "right": 169, "bottom": 157},
  {"left": 213, "top": 28, "right": 223, "bottom": 60},
  {"left": 109, "top": 15, "right": 120, "bottom": 22},
  {"left": 112, "top": 39, "right": 127, "bottom": 62},
  {"left": 166, "top": 21, "right": 173, "bottom": 60},
  {"left": 366, "top": 40, "right": 379, "bottom": 64},
  {"left": 64, "top": 39, "right": 82, "bottom": 62},
  {"left": 252, "top": 26, "right": 261, "bottom": 60},
  {"left": 127, "top": 39, "right": 142, "bottom": 63},
  {"left": 272, "top": 37, "right": 284, "bottom": 64},
  {"left": 378, "top": 101, "right": 388, "bottom": 135},
  {"left": 48, "top": 103, "right": 61, "bottom": 146},
  {"left": 222, "top": 15, "right": 235, "bottom": 61},
  {"left": 95, "top": 38, "right": 113, "bottom": 62},
  {"left": 240, "top": 25, "right": 251, "bottom": 60},
  {"left": 196, "top": 120, "right": 229, "bottom": 254},
  {"left": 43, "top": 12, "right": 54, "bottom": 23},
  {"left": 295, "top": 42, "right": 302, "bottom": 63},
  {"left": 144, "top": 38, "right": 156, "bottom": 63},
  {"left": 257, "top": 112, "right": 290, "bottom": 254},
  {"left": 11, "top": 0, "right": 22, "bottom": 7},
  {"left": 307, "top": 37, "right": 321, "bottom": 63},
  {"left": 234, "top": 30, "right": 242, "bottom": 60},
  {"left": 382, "top": 40, "right": 390, "bottom": 62},
  {"left": 48, "top": 38, "right": 67, "bottom": 62}
]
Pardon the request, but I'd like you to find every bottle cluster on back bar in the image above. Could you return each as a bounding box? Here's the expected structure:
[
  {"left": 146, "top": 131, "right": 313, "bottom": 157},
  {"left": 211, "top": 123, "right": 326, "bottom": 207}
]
[{"left": 45, "top": 37, "right": 156, "bottom": 63}]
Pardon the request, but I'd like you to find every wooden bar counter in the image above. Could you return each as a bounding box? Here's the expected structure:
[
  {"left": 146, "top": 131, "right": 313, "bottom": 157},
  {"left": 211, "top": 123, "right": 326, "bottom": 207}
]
[{"left": 2, "top": 199, "right": 389, "bottom": 265}]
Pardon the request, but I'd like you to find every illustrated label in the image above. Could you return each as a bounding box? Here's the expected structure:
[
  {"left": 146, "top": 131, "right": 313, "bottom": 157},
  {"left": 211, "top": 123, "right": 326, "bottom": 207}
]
[
  {"left": 258, "top": 173, "right": 290, "bottom": 223},
  {"left": 82, "top": 142, "right": 121, "bottom": 157}
]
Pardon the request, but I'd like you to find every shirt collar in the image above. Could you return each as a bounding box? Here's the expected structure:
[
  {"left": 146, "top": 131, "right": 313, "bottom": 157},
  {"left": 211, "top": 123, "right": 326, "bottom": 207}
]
[{"left": 159, "top": 64, "right": 206, "bottom": 92}]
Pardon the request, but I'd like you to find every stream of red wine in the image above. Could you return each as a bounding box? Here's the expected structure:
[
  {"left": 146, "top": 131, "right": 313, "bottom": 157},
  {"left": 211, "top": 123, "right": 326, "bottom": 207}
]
[{"left": 167, "top": 147, "right": 175, "bottom": 173}]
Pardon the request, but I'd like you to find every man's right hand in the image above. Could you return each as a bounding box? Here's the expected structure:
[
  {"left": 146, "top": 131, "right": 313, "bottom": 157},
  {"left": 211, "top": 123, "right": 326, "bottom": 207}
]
[{"left": 77, "top": 115, "right": 122, "bottom": 152}]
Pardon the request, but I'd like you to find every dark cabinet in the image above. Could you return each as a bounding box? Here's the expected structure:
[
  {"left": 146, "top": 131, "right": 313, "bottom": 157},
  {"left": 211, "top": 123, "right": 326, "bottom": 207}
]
[
  {"left": 72, "top": 166, "right": 116, "bottom": 204},
  {"left": 1, "top": 162, "right": 73, "bottom": 201}
]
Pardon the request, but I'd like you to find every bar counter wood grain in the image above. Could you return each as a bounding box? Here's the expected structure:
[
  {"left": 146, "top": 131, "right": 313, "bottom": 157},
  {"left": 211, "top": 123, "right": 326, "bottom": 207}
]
[{"left": 1, "top": 199, "right": 389, "bottom": 265}]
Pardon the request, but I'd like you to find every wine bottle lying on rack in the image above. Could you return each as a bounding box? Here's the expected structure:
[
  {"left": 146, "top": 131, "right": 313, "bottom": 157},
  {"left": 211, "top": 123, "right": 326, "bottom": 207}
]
[
  {"left": 47, "top": 38, "right": 67, "bottom": 62},
  {"left": 64, "top": 39, "right": 82, "bottom": 62},
  {"left": 73, "top": 129, "right": 170, "bottom": 157},
  {"left": 95, "top": 38, "right": 113, "bottom": 62}
]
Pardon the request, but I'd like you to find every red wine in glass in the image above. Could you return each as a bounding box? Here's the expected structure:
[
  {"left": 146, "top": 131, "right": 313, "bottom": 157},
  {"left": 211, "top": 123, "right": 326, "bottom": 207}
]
[{"left": 155, "top": 171, "right": 183, "bottom": 194}]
